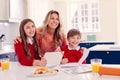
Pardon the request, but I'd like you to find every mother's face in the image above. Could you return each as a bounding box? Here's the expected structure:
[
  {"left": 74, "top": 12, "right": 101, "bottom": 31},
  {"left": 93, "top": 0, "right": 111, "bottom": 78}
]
[{"left": 47, "top": 13, "right": 60, "bottom": 30}]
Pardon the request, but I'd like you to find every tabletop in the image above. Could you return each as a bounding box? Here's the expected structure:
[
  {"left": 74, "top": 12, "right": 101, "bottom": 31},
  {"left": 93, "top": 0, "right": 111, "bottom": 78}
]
[{"left": 0, "top": 62, "right": 120, "bottom": 80}]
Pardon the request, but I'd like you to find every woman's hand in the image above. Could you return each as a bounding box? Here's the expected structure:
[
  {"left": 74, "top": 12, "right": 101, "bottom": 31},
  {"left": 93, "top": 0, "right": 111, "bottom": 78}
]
[
  {"left": 55, "top": 46, "right": 62, "bottom": 52},
  {"left": 61, "top": 58, "right": 68, "bottom": 64},
  {"left": 14, "top": 36, "right": 22, "bottom": 44}
]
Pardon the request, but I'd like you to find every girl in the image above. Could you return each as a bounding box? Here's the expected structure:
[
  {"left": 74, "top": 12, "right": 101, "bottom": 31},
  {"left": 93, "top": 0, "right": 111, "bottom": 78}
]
[{"left": 14, "top": 19, "right": 46, "bottom": 66}]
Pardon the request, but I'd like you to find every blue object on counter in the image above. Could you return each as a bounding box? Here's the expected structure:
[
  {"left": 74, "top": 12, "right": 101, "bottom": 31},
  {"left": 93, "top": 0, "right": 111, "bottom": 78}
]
[{"left": 87, "top": 34, "right": 96, "bottom": 41}]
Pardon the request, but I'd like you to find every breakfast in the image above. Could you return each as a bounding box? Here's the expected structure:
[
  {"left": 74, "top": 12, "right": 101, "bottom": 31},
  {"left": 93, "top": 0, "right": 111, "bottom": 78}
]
[{"left": 33, "top": 67, "right": 58, "bottom": 75}]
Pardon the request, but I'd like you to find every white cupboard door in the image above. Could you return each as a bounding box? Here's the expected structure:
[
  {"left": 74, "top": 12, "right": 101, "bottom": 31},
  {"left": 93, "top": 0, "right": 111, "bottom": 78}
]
[{"left": 9, "top": 0, "right": 28, "bottom": 22}]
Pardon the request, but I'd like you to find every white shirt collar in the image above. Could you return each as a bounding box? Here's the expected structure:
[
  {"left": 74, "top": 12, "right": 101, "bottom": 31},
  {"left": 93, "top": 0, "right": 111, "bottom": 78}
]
[
  {"left": 27, "top": 37, "right": 34, "bottom": 45},
  {"left": 68, "top": 45, "right": 80, "bottom": 51}
]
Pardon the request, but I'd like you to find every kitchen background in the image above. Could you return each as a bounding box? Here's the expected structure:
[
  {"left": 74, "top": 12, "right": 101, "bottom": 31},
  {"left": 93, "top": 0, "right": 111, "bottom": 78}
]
[{"left": 0, "top": 0, "right": 120, "bottom": 48}]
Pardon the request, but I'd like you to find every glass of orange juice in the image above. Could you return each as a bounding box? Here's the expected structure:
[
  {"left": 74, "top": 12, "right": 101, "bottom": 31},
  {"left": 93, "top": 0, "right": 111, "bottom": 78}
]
[
  {"left": 91, "top": 59, "right": 102, "bottom": 73},
  {"left": 0, "top": 59, "right": 1, "bottom": 67},
  {"left": 1, "top": 58, "right": 10, "bottom": 70}
]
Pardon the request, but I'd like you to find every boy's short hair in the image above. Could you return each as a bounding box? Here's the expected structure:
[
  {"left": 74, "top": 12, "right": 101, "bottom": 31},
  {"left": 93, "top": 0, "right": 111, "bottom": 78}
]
[{"left": 67, "top": 29, "right": 81, "bottom": 38}]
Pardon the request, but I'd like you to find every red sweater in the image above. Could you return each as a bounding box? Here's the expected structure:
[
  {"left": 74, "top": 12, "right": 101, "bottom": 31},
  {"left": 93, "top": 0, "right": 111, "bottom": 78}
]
[
  {"left": 14, "top": 41, "right": 40, "bottom": 66},
  {"left": 36, "top": 31, "right": 67, "bottom": 57},
  {"left": 62, "top": 45, "right": 86, "bottom": 64}
]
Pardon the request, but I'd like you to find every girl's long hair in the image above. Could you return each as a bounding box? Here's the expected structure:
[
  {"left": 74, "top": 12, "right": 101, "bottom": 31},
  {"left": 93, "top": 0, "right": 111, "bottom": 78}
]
[{"left": 19, "top": 19, "right": 40, "bottom": 59}]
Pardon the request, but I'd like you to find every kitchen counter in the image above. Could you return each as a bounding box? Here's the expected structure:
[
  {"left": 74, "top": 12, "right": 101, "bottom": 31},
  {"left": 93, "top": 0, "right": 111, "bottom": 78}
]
[
  {"left": 0, "top": 45, "right": 15, "bottom": 55},
  {"left": 79, "top": 41, "right": 115, "bottom": 48},
  {"left": 0, "top": 48, "right": 14, "bottom": 55},
  {"left": 0, "top": 62, "right": 120, "bottom": 80},
  {"left": 80, "top": 41, "right": 115, "bottom": 43},
  {"left": 89, "top": 44, "right": 120, "bottom": 51},
  {"left": 0, "top": 45, "right": 16, "bottom": 61}
]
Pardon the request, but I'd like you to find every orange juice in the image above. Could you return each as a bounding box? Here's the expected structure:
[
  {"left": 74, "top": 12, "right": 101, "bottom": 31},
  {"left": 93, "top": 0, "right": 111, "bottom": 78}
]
[
  {"left": 91, "top": 59, "right": 102, "bottom": 73},
  {"left": 92, "top": 63, "right": 101, "bottom": 72},
  {"left": 1, "top": 59, "right": 10, "bottom": 70}
]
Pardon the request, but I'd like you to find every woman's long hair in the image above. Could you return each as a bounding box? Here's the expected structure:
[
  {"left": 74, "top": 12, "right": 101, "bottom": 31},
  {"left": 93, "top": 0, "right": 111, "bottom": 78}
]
[
  {"left": 41, "top": 10, "right": 64, "bottom": 47},
  {"left": 19, "top": 19, "right": 40, "bottom": 59}
]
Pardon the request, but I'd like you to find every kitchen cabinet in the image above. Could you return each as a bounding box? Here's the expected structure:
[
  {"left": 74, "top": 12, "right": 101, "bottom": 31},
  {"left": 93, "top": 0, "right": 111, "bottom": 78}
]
[
  {"left": 86, "top": 51, "right": 120, "bottom": 64},
  {"left": 9, "top": 0, "right": 28, "bottom": 22},
  {"left": 87, "top": 45, "right": 120, "bottom": 64},
  {"left": 79, "top": 41, "right": 115, "bottom": 48},
  {"left": 0, "top": 53, "right": 16, "bottom": 61},
  {"left": 0, "top": 0, "right": 27, "bottom": 22},
  {"left": 0, "top": 0, "right": 9, "bottom": 20},
  {"left": 0, "top": 47, "right": 17, "bottom": 61}
]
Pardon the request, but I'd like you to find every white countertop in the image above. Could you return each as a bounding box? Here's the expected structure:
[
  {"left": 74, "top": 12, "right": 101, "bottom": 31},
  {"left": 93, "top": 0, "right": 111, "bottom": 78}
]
[
  {"left": 89, "top": 44, "right": 120, "bottom": 51},
  {"left": 0, "top": 49, "right": 15, "bottom": 54},
  {"left": 0, "top": 48, "right": 15, "bottom": 55},
  {"left": 0, "top": 62, "right": 120, "bottom": 80},
  {"left": 0, "top": 45, "right": 15, "bottom": 54}
]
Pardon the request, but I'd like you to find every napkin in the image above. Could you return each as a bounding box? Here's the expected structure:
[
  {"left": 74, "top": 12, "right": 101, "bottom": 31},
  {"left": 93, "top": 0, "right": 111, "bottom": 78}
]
[{"left": 98, "top": 66, "right": 120, "bottom": 76}]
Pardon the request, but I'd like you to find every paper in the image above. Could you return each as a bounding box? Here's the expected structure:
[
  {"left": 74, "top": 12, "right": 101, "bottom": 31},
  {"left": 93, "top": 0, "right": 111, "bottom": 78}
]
[
  {"left": 44, "top": 52, "right": 63, "bottom": 67},
  {"left": 78, "top": 48, "right": 89, "bottom": 64},
  {"left": 60, "top": 63, "right": 79, "bottom": 68},
  {"left": 62, "top": 64, "right": 92, "bottom": 74}
]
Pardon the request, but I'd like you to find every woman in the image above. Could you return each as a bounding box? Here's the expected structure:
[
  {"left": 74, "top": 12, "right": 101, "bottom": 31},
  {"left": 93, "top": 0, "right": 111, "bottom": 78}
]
[
  {"left": 14, "top": 19, "right": 47, "bottom": 66},
  {"left": 36, "top": 10, "right": 67, "bottom": 57}
]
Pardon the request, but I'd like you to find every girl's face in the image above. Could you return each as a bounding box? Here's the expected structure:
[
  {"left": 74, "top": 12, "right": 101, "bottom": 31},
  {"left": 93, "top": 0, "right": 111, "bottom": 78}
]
[
  {"left": 47, "top": 13, "right": 60, "bottom": 29},
  {"left": 68, "top": 35, "right": 81, "bottom": 48},
  {"left": 24, "top": 22, "right": 36, "bottom": 38}
]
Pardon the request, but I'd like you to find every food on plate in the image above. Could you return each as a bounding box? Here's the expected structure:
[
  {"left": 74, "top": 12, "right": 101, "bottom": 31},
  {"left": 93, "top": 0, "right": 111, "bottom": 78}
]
[{"left": 33, "top": 67, "right": 59, "bottom": 74}]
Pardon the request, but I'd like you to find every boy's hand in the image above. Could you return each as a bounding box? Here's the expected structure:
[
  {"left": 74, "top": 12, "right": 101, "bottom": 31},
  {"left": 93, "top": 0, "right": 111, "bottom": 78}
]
[{"left": 61, "top": 58, "right": 68, "bottom": 64}]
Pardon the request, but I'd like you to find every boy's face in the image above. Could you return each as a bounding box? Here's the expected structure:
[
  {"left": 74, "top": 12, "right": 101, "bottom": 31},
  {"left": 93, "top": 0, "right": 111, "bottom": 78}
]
[{"left": 67, "top": 35, "right": 81, "bottom": 48}]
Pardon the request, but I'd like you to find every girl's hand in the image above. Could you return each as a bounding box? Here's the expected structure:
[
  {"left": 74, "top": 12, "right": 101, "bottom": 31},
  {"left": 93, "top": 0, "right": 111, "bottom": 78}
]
[
  {"left": 33, "top": 58, "right": 47, "bottom": 67},
  {"left": 61, "top": 58, "right": 68, "bottom": 64},
  {"left": 33, "top": 60, "right": 41, "bottom": 66},
  {"left": 40, "top": 57, "right": 47, "bottom": 67}
]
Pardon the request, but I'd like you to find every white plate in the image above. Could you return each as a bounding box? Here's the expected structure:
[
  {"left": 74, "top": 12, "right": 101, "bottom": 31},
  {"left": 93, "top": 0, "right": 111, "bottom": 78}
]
[{"left": 28, "top": 72, "right": 57, "bottom": 77}]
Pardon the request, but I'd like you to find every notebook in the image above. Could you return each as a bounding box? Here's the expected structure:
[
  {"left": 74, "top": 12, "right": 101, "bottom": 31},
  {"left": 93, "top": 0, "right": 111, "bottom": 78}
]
[{"left": 44, "top": 52, "right": 63, "bottom": 68}]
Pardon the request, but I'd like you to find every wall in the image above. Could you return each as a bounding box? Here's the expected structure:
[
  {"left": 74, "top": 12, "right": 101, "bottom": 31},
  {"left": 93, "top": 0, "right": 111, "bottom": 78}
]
[
  {"left": 0, "top": 0, "right": 118, "bottom": 46},
  {"left": 53, "top": 1, "right": 68, "bottom": 33},
  {"left": 95, "top": 0, "right": 117, "bottom": 42},
  {"left": 0, "top": 22, "right": 19, "bottom": 46},
  {"left": 53, "top": 0, "right": 118, "bottom": 43},
  {"left": 117, "top": 0, "right": 120, "bottom": 44},
  {"left": 27, "top": 0, "right": 54, "bottom": 27}
]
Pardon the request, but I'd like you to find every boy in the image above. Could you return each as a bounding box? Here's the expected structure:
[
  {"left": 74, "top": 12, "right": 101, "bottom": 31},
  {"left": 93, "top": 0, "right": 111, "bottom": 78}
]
[{"left": 61, "top": 29, "right": 88, "bottom": 64}]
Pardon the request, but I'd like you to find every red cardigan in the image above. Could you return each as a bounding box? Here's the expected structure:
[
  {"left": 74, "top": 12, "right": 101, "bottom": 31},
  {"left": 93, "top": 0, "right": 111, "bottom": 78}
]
[
  {"left": 62, "top": 45, "right": 86, "bottom": 64},
  {"left": 14, "top": 41, "right": 40, "bottom": 66}
]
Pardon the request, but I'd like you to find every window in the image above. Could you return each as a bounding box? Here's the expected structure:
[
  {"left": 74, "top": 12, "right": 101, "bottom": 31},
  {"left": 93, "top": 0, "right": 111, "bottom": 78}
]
[{"left": 67, "top": 0, "right": 100, "bottom": 32}]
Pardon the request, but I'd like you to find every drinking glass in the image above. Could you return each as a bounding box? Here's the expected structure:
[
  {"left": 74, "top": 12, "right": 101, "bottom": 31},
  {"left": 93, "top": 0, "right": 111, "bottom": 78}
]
[
  {"left": 0, "top": 59, "right": 1, "bottom": 67},
  {"left": 91, "top": 59, "right": 102, "bottom": 73},
  {"left": 1, "top": 58, "right": 10, "bottom": 70}
]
